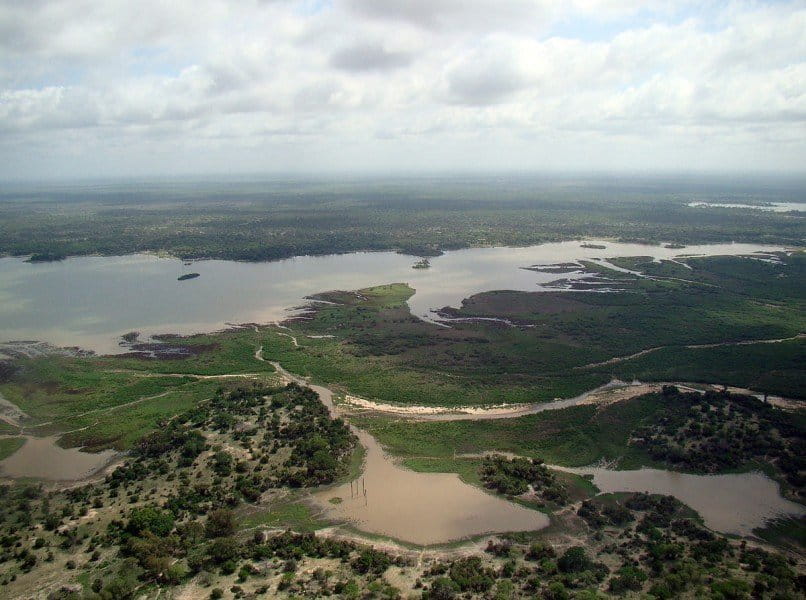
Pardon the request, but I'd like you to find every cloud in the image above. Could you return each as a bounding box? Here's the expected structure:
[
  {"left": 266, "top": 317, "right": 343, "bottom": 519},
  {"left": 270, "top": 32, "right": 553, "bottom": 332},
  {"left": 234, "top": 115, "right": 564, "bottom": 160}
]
[
  {"left": 0, "top": 0, "right": 804, "bottom": 177},
  {"left": 330, "top": 42, "right": 413, "bottom": 72}
]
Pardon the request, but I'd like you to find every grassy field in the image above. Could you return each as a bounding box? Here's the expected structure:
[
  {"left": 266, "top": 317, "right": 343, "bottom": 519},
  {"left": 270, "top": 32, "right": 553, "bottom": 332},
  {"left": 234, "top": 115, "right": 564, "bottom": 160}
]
[
  {"left": 0, "top": 335, "right": 280, "bottom": 451},
  {"left": 106, "top": 327, "right": 274, "bottom": 375},
  {"left": 0, "top": 437, "right": 25, "bottom": 461},
  {"left": 351, "top": 393, "right": 667, "bottom": 468},
  {"left": 255, "top": 252, "right": 805, "bottom": 407}
]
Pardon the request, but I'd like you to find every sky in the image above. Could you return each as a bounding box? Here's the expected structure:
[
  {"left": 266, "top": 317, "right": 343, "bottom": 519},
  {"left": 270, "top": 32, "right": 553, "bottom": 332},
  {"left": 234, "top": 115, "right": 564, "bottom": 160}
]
[{"left": 1, "top": 0, "right": 805, "bottom": 180}]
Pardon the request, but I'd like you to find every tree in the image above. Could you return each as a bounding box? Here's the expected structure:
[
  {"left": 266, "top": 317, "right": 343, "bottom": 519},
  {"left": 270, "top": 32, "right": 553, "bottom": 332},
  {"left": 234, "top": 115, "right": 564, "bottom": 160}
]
[
  {"left": 558, "top": 546, "right": 591, "bottom": 573},
  {"left": 127, "top": 507, "right": 174, "bottom": 537},
  {"left": 424, "top": 577, "right": 459, "bottom": 600},
  {"left": 205, "top": 509, "right": 236, "bottom": 538}
]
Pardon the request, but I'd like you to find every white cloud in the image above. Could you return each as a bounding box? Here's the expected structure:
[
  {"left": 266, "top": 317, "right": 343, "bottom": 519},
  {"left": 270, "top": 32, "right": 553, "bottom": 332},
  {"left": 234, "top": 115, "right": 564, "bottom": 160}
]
[{"left": 0, "top": 0, "right": 804, "bottom": 177}]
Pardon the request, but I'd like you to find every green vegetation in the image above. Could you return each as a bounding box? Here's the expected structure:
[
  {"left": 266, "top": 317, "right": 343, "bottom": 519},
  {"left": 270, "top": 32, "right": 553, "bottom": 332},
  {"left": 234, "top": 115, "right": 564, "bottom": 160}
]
[
  {"left": 480, "top": 455, "right": 569, "bottom": 505},
  {"left": 0, "top": 328, "right": 277, "bottom": 450},
  {"left": 2, "top": 177, "right": 803, "bottom": 262},
  {"left": 355, "top": 388, "right": 805, "bottom": 493},
  {"left": 632, "top": 386, "right": 805, "bottom": 497},
  {"left": 0, "top": 437, "right": 25, "bottom": 461},
  {"left": 352, "top": 396, "right": 663, "bottom": 467},
  {"left": 249, "top": 253, "right": 806, "bottom": 413}
]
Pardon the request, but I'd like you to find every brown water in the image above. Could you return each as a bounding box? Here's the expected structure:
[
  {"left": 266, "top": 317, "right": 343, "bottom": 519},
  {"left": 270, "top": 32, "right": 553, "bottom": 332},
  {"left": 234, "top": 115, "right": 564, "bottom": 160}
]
[
  {"left": 0, "top": 435, "right": 119, "bottom": 481},
  {"left": 268, "top": 362, "right": 550, "bottom": 545},
  {"left": 556, "top": 466, "right": 805, "bottom": 536},
  {"left": 312, "top": 430, "right": 549, "bottom": 545},
  {"left": 0, "top": 241, "right": 786, "bottom": 354}
]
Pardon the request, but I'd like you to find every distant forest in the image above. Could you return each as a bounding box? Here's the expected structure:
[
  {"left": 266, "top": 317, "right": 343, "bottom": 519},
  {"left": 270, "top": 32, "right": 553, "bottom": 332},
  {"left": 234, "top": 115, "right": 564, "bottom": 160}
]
[{"left": 1, "top": 175, "right": 803, "bottom": 262}]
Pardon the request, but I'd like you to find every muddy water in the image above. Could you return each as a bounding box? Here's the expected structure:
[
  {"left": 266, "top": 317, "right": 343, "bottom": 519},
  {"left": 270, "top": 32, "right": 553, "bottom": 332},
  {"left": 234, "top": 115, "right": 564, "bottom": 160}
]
[
  {"left": 268, "top": 361, "right": 549, "bottom": 545},
  {"left": 0, "top": 241, "right": 786, "bottom": 354},
  {"left": 312, "top": 430, "right": 549, "bottom": 545},
  {"left": 557, "top": 466, "right": 805, "bottom": 536},
  {"left": 0, "top": 435, "right": 119, "bottom": 481}
]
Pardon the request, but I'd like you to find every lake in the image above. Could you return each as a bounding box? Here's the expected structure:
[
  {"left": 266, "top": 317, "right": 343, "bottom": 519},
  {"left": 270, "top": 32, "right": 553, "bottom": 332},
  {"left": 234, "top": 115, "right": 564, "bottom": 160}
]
[
  {"left": 556, "top": 466, "right": 805, "bottom": 537},
  {"left": 0, "top": 240, "right": 800, "bottom": 544},
  {"left": 0, "top": 240, "right": 785, "bottom": 355}
]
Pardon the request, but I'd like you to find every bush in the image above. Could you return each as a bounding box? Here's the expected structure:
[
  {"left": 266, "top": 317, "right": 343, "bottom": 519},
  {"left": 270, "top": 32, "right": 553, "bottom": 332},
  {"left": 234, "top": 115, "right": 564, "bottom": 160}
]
[
  {"left": 424, "top": 577, "right": 459, "bottom": 600},
  {"left": 352, "top": 548, "right": 390, "bottom": 575},
  {"left": 127, "top": 507, "right": 175, "bottom": 537},
  {"left": 205, "top": 509, "right": 236, "bottom": 538},
  {"left": 448, "top": 557, "right": 495, "bottom": 592},
  {"left": 608, "top": 566, "right": 647, "bottom": 594},
  {"left": 558, "top": 547, "right": 591, "bottom": 574}
]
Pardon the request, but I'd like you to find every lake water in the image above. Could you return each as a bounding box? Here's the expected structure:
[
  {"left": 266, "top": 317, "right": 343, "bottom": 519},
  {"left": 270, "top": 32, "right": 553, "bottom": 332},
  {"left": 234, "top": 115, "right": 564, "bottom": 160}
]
[
  {"left": 556, "top": 466, "right": 805, "bottom": 536},
  {"left": 688, "top": 201, "right": 806, "bottom": 213},
  {"left": 0, "top": 240, "right": 785, "bottom": 355},
  {"left": 313, "top": 430, "right": 549, "bottom": 545},
  {"left": 0, "top": 435, "right": 119, "bottom": 480},
  {"left": 271, "top": 362, "right": 549, "bottom": 545},
  {"left": 0, "top": 241, "right": 800, "bottom": 542}
]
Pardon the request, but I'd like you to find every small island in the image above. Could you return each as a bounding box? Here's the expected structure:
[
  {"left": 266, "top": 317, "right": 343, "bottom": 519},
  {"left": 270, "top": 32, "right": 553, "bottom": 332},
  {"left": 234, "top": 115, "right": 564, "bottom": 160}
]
[
  {"left": 412, "top": 257, "right": 431, "bottom": 269},
  {"left": 177, "top": 272, "right": 200, "bottom": 281}
]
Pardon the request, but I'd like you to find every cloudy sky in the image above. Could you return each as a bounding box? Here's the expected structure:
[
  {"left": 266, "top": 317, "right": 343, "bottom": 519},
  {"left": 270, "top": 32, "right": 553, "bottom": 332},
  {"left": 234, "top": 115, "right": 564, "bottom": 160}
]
[{"left": 1, "top": 0, "right": 804, "bottom": 179}]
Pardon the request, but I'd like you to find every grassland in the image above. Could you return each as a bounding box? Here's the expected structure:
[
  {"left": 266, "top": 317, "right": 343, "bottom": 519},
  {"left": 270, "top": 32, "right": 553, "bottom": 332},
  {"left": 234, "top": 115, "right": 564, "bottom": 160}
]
[
  {"left": 255, "top": 252, "right": 805, "bottom": 408},
  {"left": 352, "top": 395, "right": 664, "bottom": 469},
  {"left": 0, "top": 329, "right": 279, "bottom": 451},
  {"left": 0, "top": 437, "right": 25, "bottom": 461}
]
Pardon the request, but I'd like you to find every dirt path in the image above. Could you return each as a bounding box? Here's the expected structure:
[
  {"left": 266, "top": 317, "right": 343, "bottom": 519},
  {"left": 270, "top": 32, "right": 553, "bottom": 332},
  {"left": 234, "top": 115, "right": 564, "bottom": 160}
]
[
  {"left": 0, "top": 390, "right": 29, "bottom": 428},
  {"left": 23, "top": 390, "right": 176, "bottom": 432},
  {"left": 102, "top": 369, "right": 269, "bottom": 379},
  {"left": 578, "top": 333, "right": 805, "bottom": 369}
]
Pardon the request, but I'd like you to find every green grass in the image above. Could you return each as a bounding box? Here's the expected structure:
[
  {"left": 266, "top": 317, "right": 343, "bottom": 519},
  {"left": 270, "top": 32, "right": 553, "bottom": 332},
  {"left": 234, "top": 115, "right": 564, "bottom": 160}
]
[
  {"left": 240, "top": 498, "right": 325, "bottom": 533},
  {"left": 0, "top": 421, "right": 19, "bottom": 435},
  {"left": 0, "top": 341, "right": 280, "bottom": 451},
  {"left": 54, "top": 379, "right": 227, "bottom": 451},
  {"left": 606, "top": 338, "right": 806, "bottom": 398},
  {"left": 401, "top": 457, "right": 484, "bottom": 487},
  {"left": 353, "top": 394, "right": 667, "bottom": 469},
  {"left": 0, "top": 358, "right": 197, "bottom": 424},
  {"left": 0, "top": 437, "right": 25, "bottom": 461},
  {"left": 104, "top": 328, "right": 275, "bottom": 376},
  {"left": 753, "top": 516, "right": 806, "bottom": 551}
]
